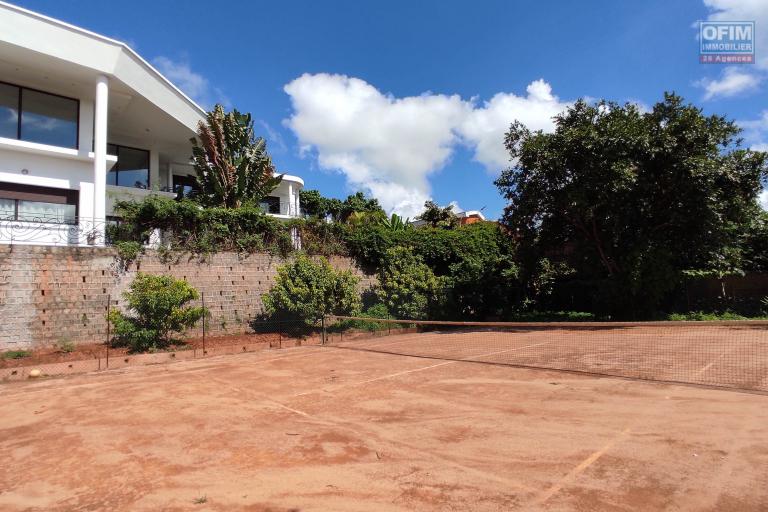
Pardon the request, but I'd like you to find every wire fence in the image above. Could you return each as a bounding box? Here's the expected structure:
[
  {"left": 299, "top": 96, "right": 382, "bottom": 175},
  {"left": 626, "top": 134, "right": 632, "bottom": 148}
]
[
  {"left": 323, "top": 316, "right": 768, "bottom": 393},
  {"left": 3, "top": 312, "right": 768, "bottom": 393},
  {"left": 0, "top": 318, "right": 319, "bottom": 382}
]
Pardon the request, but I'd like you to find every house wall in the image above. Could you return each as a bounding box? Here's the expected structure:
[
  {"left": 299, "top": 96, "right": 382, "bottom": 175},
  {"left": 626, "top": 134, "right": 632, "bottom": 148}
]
[{"left": 0, "top": 245, "right": 376, "bottom": 350}]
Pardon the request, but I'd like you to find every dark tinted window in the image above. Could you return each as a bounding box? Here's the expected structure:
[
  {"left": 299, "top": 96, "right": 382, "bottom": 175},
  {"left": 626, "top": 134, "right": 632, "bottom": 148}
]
[
  {"left": 20, "top": 89, "right": 78, "bottom": 148},
  {"left": 0, "top": 83, "right": 18, "bottom": 139},
  {"left": 107, "top": 144, "right": 150, "bottom": 189},
  {"left": 260, "top": 196, "right": 281, "bottom": 214}
]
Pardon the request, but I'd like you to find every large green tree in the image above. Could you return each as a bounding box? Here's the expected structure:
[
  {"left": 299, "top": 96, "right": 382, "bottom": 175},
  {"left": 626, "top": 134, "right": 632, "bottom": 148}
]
[
  {"left": 191, "top": 104, "right": 282, "bottom": 208},
  {"left": 416, "top": 200, "right": 459, "bottom": 229},
  {"left": 495, "top": 93, "right": 767, "bottom": 317}
]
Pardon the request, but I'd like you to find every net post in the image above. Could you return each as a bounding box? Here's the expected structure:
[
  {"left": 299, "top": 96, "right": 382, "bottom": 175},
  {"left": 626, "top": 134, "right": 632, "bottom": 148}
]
[
  {"left": 105, "top": 293, "right": 110, "bottom": 369},
  {"left": 321, "top": 316, "right": 326, "bottom": 345},
  {"left": 201, "top": 291, "right": 206, "bottom": 355}
]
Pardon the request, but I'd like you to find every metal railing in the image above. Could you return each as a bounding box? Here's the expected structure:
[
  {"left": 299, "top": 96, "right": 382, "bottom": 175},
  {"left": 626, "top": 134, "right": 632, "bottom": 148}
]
[{"left": 0, "top": 214, "right": 108, "bottom": 246}]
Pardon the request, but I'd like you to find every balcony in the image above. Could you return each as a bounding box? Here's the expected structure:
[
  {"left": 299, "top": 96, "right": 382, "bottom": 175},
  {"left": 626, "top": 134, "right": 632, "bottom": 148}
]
[{"left": 259, "top": 196, "right": 301, "bottom": 219}]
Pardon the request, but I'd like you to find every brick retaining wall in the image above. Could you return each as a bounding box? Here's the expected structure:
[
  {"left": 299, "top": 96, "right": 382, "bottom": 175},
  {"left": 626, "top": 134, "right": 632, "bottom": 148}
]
[{"left": 0, "top": 245, "right": 376, "bottom": 350}]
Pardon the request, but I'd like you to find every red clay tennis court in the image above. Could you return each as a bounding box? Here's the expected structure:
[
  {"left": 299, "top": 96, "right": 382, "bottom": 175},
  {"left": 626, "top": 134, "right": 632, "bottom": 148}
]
[{"left": 1, "top": 321, "right": 767, "bottom": 511}]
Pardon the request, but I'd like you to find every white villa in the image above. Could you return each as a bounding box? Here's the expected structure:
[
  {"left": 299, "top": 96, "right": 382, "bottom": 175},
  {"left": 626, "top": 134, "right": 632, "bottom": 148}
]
[{"left": 0, "top": 1, "right": 303, "bottom": 246}]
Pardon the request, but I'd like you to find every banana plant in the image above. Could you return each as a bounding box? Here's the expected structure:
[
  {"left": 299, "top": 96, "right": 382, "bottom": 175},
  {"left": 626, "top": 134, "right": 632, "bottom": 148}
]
[
  {"left": 190, "top": 104, "right": 282, "bottom": 209},
  {"left": 378, "top": 213, "right": 411, "bottom": 232}
]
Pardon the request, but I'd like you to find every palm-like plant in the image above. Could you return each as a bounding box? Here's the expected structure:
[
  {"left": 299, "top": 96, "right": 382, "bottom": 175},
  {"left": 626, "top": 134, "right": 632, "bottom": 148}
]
[
  {"left": 378, "top": 213, "right": 411, "bottom": 232},
  {"left": 191, "top": 104, "right": 282, "bottom": 208}
]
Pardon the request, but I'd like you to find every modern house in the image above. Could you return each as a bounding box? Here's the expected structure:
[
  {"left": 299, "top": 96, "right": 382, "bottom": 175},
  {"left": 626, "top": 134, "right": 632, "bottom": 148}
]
[{"left": 0, "top": 1, "right": 302, "bottom": 246}]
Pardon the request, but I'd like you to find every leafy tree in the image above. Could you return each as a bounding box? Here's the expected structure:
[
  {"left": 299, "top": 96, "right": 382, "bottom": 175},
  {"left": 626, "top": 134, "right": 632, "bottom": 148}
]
[
  {"left": 377, "top": 247, "right": 442, "bottom": 320},
  {"left": 191, "top": 104, "right": 282, "bottom": 208},
  {"left": 411, "top": 222, "right": 520, "bottom": 318},
  {"left": 495, "top": 93, "right": 768, "bottom": 317},
  {"left": 299, "top": 190, "right": 384, "bottom": 223},
  {"left": 108, "top": 273, "right": 206, "bottom": 352},
  {"left": 345, "top": 223, "right": 412, "bottom": 270},
  {"left": 416, "top": 200, "right": 459, "bottom": 229},
  {"left": 299, "top": 189, "right": 331, "bottom": 218},
  {"left": 339, "top": 192, "right": 385, "bottom": 223},
  {"left": 262, "top": 255, "right": 361, "bottom": 324},
  {"left": 743, "top": 209, "right": 768, "bottom": 271}
]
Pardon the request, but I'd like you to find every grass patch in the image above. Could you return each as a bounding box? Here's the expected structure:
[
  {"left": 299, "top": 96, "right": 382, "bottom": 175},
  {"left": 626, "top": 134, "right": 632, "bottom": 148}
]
[
  {"left": 507, "top": 310, "right": 597, "bottom": 322},
  {"left": 193, "top": 495, "right": 207, "bottom": 505},
  {"left": 666, "top": 311, "right": 768, "bottom": 321},
  {"left": 2, "top": 350, "right": 31, "bottom": 360}
]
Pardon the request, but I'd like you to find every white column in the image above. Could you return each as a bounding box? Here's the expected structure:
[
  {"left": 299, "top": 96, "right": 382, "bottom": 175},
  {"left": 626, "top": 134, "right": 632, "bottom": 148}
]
[
  {"left": 93, "top": 75, "right": 109, "bottom": 245},
  {"left": 287, "top": 183, "right": 294, "bottom": 216},
  {"left": 149, "top": 149, "right": 160, "bottom": 190}
]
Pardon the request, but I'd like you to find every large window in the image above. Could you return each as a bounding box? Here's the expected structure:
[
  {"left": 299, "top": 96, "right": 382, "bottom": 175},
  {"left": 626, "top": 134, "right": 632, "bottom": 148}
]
[
  {"left": 0, "top": 81, "right": 79, "bottom": 149},
  {"left": 260, "top": 196, "right": 281, "bottom": 214},
  {"left": 0, "top": 183, "right": 78, "bottom": 225},
  {"left": 173, "top": 174, "right": 197, "bottom": 198},
  {"left": 107, "top": 144, "right": 150, "bottom": 189}
]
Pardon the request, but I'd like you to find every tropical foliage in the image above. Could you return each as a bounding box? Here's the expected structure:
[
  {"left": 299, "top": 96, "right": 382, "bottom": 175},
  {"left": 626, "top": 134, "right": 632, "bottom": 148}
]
[
  {"left": 108, "top": 274, "right": 206, "bottom": 352},
  {"left": 191, "top": 104, "right": 282, "bottom": 208},
  {"left": 110, "top": 196, "right": 293, "bottom": 255}
]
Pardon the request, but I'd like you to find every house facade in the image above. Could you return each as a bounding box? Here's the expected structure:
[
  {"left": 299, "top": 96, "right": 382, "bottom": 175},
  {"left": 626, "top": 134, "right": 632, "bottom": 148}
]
[{"left": 0, "top": 1, "right": 302, "bottom": 247}]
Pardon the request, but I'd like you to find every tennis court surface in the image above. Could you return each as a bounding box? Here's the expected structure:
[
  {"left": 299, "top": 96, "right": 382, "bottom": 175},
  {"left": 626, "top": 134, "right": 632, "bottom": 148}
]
[{"left": 1, "top": 322, "right": 768, "bottom": 511}]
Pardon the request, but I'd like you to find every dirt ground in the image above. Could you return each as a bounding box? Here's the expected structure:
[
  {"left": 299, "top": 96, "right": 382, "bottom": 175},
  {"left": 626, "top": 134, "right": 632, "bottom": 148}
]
[{"left": 1, "top": 333, "right": 767, "bottom": 511}]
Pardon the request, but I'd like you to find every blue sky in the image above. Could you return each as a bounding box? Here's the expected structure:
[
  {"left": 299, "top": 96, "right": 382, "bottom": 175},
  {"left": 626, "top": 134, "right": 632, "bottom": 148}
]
[{"left": 15, "top": 0, "right": 768, "bottom": 217}]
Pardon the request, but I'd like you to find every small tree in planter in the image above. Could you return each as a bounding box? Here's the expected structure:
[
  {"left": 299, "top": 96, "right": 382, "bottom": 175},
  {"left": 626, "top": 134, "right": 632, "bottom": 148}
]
[{"left": 108, "top": 273, "right": 207, "bottom": 352}]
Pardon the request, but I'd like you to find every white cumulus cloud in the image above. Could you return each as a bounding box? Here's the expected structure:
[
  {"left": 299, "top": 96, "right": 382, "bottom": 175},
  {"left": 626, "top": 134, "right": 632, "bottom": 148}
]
[
  {"left": 738, "top": 110, "right": 768, "bottom": 148},
  {"left": 760, "top": 189, "right": 768, "bottom": 211},
  {"left": 459, "top": 79, "right": 571, "bottom": 171},
  {"left": 695, "top": 67, "right": 762, "bottom": 100},
  {"left": 284, "top": 73, "right": 470, "bottom": 218},
  {"left": 152, "top": 56, "right": 228, "bottom": 110},
  {"left": 283, "top": 73, "right": 570, "bottom": 216}
]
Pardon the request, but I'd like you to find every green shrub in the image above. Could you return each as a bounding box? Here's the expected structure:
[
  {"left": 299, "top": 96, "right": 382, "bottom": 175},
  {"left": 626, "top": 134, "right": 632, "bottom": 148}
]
[
  {"left": 108, "top": 273, "right": 206, "bottom": 352},
  {"left": 666, "top": 311, "right": 749, "bottom": 321},
  {"left": 112, "top": 196, "right": 293, "bottom": 256},
  {"left": 262, "top": 255, "right": 361, "bottom": 325},
  {"left": 2, "top": 350, "right": 30, "bottom": 360},
  {"left": 56, "top": 338, "right": 75, "bottom": 353},
  {"left": 337, "top": 303, "right": 391, "bottom": 332},
  {"left": 114, "top": 241, "right": 143, "bottom": 262},
  {"left": 507, "top": 310, "right": 596, "bottom": 322},
  {"left": 377, "top": 247, "right": 442, "bottom": 320}
]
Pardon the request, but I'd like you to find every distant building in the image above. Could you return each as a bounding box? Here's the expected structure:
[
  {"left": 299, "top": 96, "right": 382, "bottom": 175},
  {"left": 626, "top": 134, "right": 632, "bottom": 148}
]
[
  {"left": 410, "top": 207, "right": 487, "bottom": 228},
  {"left": 457, "top": 210, "right": 486, "bottom": 225}
]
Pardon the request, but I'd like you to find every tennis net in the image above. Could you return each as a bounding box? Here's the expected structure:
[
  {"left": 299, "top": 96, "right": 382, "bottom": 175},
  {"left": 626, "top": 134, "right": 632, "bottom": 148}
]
[{"left": 323, "top": 316, "right": 768, "bottom": 393}]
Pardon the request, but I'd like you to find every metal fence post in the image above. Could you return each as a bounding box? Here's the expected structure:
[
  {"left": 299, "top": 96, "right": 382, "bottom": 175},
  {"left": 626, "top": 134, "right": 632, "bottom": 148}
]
[
  {"left": 321, "top": 316, "right": 326, "bottom": 345},
  {"left": 201, "top": 291, "right": 206, "bottom": 354},
  {"left": 105, "top": 294, "right": 111, "bottom": 369}
]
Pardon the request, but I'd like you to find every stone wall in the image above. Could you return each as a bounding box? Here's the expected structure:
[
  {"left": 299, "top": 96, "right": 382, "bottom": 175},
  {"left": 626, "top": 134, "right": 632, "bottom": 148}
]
[{"left": 0, "top": 245, "right": 376, "bottom": 350}]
